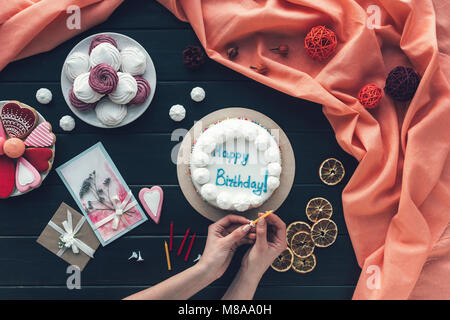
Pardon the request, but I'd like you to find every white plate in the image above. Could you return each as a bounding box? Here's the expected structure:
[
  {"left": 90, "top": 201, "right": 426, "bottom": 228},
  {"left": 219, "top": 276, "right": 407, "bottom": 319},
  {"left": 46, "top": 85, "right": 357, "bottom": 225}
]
[
  {"left": 0, "top": 101, "right": 55, "bottom": 197},
  {"left": 60, "top": 32, "right": 157, "bottom": 128}
]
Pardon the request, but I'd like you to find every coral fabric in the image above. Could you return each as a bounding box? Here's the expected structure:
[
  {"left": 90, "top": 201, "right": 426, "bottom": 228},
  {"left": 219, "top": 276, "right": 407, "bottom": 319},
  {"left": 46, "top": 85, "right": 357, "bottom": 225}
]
[
  {"left": 0, "top": 0, "right": 124, "bottom": 71},
  {"left": 157, "top": 0, "right": 450, "bottom": 299}
]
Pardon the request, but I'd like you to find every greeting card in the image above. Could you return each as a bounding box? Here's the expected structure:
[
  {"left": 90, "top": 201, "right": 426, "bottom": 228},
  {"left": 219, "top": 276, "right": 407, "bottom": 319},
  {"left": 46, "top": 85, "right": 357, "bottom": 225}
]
[
  {"left": 56, "top": 142, "right": 147, "bottom": 246},
  {"left": 37, "top": 202, "right": 100, "bottom": 271}
]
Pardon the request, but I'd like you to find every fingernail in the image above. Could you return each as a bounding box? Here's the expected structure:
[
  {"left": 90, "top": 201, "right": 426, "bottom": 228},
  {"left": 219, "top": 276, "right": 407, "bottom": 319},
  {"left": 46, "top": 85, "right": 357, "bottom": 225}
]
[
  {"left": 258, "top": 218, "right": 265, "bottom": 226},
  {"left": 242, "top": 224, "right": 251, "bottom": 232}
]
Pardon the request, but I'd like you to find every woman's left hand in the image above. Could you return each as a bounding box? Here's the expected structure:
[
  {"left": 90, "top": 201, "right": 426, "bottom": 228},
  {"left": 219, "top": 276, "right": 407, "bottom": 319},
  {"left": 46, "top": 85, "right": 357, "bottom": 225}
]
[{"left": 198, "top": 214, "right": 255, "bottom": 280}]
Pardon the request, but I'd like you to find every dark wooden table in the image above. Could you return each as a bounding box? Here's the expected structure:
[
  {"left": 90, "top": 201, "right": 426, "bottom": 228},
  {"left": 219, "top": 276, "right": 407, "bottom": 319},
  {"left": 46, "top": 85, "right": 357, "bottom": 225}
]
[{"left": 0, "top": 1, "right": 360, "bottom": 300}]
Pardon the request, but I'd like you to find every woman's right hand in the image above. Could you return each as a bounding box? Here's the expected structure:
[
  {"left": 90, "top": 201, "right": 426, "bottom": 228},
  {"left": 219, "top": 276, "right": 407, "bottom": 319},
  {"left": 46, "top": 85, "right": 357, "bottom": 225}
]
[{"left": 240, "top": 213, "right": 287, "bottom": 281}]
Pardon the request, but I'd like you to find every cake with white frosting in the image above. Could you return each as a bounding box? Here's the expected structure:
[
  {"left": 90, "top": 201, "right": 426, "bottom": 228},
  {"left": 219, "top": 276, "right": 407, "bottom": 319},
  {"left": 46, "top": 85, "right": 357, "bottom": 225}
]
[{"left": 190, "top": 118, "right": 282, "bottom": 212}]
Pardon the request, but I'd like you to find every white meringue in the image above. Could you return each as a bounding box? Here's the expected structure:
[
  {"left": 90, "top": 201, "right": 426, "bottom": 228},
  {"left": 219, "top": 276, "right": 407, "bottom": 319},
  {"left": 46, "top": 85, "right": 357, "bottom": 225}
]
[
  {"left": 59, "top": 115, "right": 75, "bottom": 132},
  {"left": 36, "top": 88, "right": 52, "bottom": 104},
  {"left": 267, "top": 176, "right": 280, "bottom": 191},
  {"left": 169, "top": 104, "right": 186, "bottom": 122},
  {"left": 249, "top": 194, "right": 263, "bottom": 207},
  {"left": 264, "top": 147, "right": 280, "bottom": 163},
  {"left": 121, "top": 47, "right": 147, "bottom": 76},
  {"left": 73, "top": 72, "right": 104, "bottom": 103},
  {"left": 108, "top": 72, "right": 138, "bottom": 105},
  {"left": 191, "top": 151, "right": 210, "bottom": 167},
  {"left": 216, "top": 192, "right": 233, "bottom": 210},
  {"left": 190, "top": 87, "right": 206, "bottom": 102},
  {"left": 200, "top": 184, "right": 218, "bottom": 201},
  {"left": 233, "top": 194, "right": 251, "bottom": 212},
  {"left": 267, "top": 162, "right": 282, "bottom": 177},
  {"left": 192, "top": 168, "right": 210, "bottom": 185},
  {"left": 255, "top": 134, "right": 270, "bottom": 151},
  {"left": 95, "top": 98, "right": 128, "bottom": 126},
  {"left": 64, "top": 52, "right": 90, "bottom": 81},
  {"left": 243, "top": 124, "right": 258, "bottom": 141},
  {"left": 197, "top": 135, "right": 216, "bottom": 154},
  {"left": 90, "top": 43, "right": 121, "bottom": 71}
]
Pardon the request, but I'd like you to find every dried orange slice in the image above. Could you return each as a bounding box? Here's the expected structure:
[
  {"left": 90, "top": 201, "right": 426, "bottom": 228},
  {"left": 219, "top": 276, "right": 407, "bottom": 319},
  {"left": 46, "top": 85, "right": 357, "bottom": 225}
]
[
  {"left": 292, "top": 254, "right": 316, "bottom": 274},
  {"left": 306, "top": 197, "right": 333, "bottom": 222},
  {"left": 286, "top": 221, "right": 311, "bottom": 246},
  {"left": 290, "top": 231, "right": 315, "bottom": 258},
  {"left": 271, "top": 248, "right": 294, "bottom": 272},
  {"left": 319, "top": 158, "right": 345, "bottom": 185},
  {"left": 311, "top": 218, "right": 338, "bottom": 247}
]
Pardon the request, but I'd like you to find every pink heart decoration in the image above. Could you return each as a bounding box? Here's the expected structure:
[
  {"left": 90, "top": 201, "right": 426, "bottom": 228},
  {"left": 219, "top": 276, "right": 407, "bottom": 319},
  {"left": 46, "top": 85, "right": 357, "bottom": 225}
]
[
  {"left": 15, "top": 157, "right": 41, "bottom": 193},
  {"left": 24, "top": 122, "right": 56, "bottom": 148},
  {"left": 139, "top": 186, "right": 164, "bottom": 224}
]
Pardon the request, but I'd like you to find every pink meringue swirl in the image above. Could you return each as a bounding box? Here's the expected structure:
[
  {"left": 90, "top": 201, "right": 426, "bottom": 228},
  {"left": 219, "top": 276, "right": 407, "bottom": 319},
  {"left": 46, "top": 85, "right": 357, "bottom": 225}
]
[
  {"left": 69, "top": 88, "right": 97, "bottom": 112},
  {"left": 89, "top": 34, "right": 118, "bottom": 54},
  {"left": 89, "top": 63, "right": 119, "bottom": 95},
  {"left": 130, "top": 76, "right": 151, "bottom": 105}
]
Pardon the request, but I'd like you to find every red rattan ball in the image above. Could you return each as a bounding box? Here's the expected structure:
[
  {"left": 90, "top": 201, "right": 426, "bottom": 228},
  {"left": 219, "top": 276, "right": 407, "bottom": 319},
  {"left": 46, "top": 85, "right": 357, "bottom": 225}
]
[
  {"left": 358, "top": 84, "right": 383, "bottom": 109},
  {"left": 304, "top": 26, "right": 338, "bottom": 61}
]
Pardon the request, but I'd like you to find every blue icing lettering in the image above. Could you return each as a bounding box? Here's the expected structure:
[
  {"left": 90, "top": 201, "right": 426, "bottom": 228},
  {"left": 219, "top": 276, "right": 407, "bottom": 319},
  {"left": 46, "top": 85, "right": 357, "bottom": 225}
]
[
  {"left": 215, "top": 168, "right": 267, "bottom": 196},
  {"left": 212, "top": 147, "right": 249, "bottom": 167}
]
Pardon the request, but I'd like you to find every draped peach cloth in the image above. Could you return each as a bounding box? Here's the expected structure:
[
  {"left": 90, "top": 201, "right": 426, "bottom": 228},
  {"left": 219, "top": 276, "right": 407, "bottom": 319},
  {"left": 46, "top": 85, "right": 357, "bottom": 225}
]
[
  {"left": 0, "top": 0, "right": 123, "bottom": 71},
  {"left": 157, "top": 0, "right": 450, "bottom": 299}
]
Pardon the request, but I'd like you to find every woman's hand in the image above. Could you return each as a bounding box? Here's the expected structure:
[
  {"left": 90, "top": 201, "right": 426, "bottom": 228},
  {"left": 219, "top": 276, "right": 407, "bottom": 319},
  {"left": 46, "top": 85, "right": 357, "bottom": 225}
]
[
  {"left": 241, "top": 213, "right": 287, "bottom": 281},
  {"left": 198, "top": 214, "right": 256, "bottom": 280}
]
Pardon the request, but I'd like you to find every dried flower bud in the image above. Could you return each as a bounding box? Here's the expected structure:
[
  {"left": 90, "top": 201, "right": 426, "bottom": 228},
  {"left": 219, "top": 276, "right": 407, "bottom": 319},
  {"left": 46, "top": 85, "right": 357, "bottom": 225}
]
[
  {"left": 270, "top": 44, "right": 289, "bottom": 56},
  {"left": 250, "top": 64, "right": 268, "bottom": 75},
  {"left": 227, "top": 46, "right": 239, "bottom": 59},
  {"left": 182, "top": 45, "right": 207, "bottom": 70}
]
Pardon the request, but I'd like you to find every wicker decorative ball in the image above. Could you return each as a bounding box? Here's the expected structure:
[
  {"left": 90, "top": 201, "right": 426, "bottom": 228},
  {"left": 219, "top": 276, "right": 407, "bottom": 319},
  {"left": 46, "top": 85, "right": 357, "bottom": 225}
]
[
  {"left": 384, "top": 66, "right": 420, "bottom": 101},
  {"left": 358, "top": 84, "right": 383, "bottom": 109},
  {"left": 304, "top": 26, "right": 338, "bottom": 61}
]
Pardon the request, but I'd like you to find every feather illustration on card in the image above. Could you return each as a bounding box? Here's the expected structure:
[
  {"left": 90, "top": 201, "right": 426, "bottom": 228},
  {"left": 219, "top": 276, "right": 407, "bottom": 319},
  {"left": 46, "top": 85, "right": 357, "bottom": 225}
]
[{"left": 56, "top": 142, "right": 147, "bottom": 246}]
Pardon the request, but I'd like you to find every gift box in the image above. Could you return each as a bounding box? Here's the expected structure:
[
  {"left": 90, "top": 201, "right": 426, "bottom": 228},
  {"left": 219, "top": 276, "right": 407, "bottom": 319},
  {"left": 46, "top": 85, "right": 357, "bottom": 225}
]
[
  {"left": 56, "top": 142, "right": 148, "bottom": 246},
  {"left": 37, "top": 202, "right": 100, "bottom": 271}
]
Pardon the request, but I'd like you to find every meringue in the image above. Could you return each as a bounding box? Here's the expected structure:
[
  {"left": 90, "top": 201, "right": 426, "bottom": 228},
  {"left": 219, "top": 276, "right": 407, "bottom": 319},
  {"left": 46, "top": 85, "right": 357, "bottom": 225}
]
[
  {"left": 121, "top": 47, "right": 147, "bottom": 76},
  {"left": 108, "top": 72, "right": 138, "bottom": 105},
  {"left": 36, "top": 88, "right": 52, "bottom": 104},
  {"left": 89, "top": 63, "right": 118, "bottom": 95},
  {"left": 192, "top": 168, "right": 210, "bottom": 185},
  {"left": 89, "top": 34, "right": 118, "bottom": 54},
  {"left": 264, "top": 147, "right": 280, "bottom": 163},
  {"left": 73, "top": 73, "right": 104, "bottom": 104},
  {"left": 69, "top": 88, "right": 98, "bottom": 111},
  {"left": 95, "top": 98, "right": 128, "bottom": 126},
  {"left": 233, "top": 194, "right": 251, "bottom": 212},
  {"left": 191, "top": 151, "right": 210, "bottom": 167},
  {"left": 129, "top": 76, "right": 151, "bottom": 105},
  {"left": 59, "top": 115, "right": 75, "bottom": 132},
  {"left": 216, "top": 192, "right": 233, "bottom": 210},
  {"left": 200, "top": 184, "right": 218, "bottom": 201},
  {"left": 90, "top": 42, "right": 121, "bottom": 71},
  {"left": 268, "top": 162, "right": 282, "bottom": 177},
  {"left": 255, "top": 134, "right": 270, "bottom": 151},
  {"left": 190, "top": 87, "right": 206, "bottom": 102},
  {"left": 267, "top": 176, "right": 280, "bottom": 191},
  {"left": 169, "top": 104, "right": 186, "bottom": 122},
  {"left": 64, "top": 52, "right": 90, "bottom": 81}
]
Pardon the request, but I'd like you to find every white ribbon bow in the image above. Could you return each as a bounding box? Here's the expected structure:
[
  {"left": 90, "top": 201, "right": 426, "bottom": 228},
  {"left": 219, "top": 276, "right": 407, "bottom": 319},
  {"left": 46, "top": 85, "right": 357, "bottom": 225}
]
[
  {"left": 93, "top": 192, "right": 137, "bottom": 230},
  {"left": 48, "top": 210, "right": 95, "bottom": 259}
]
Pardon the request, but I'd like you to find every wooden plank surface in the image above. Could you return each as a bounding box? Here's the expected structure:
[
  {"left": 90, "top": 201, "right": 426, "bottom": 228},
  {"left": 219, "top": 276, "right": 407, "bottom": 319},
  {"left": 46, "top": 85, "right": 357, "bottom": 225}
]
[{"left": 0, "top": 1, "right": 360, "bottom": 300}]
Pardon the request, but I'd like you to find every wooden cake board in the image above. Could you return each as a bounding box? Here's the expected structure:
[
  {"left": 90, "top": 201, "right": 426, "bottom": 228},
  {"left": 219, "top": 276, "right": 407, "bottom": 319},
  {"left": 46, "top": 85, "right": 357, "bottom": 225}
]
[{"left": 177, "top": 107, "right": 295, "bottom": 222}]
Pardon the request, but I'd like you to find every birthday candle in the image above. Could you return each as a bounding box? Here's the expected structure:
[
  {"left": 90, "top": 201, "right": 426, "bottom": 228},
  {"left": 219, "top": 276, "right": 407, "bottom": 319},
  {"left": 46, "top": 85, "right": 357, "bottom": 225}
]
[
  {"left": 177, "top": 228, "right": 190, "bottom": 256},
  {"left": 184, "top": 233, "right": 196, "bottom": 262}
]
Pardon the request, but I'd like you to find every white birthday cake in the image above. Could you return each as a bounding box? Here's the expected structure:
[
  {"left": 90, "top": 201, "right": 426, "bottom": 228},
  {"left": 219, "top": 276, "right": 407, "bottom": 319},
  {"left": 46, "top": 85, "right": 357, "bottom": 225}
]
[{"left": 190, "top": 118, "right": 282, "bottom": 212}]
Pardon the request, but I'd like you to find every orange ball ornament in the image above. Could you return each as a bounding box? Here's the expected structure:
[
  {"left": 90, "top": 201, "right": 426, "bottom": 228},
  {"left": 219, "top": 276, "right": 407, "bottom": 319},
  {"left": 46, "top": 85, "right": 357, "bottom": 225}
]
[
  {"left": 304, "top": 26, "right": 338, "bottom": 61},
  {"left": 358, "top": 84, "right": 383, "bottom": 109},
  {"left": 3, "top": 138, "right": 26, "bottom": 159}
]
